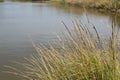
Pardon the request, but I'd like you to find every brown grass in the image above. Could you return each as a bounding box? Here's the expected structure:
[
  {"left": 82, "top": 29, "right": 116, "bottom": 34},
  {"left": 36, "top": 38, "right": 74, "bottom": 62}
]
[{"left": 3, "top": 17, "right": 120, "bottom": 80}]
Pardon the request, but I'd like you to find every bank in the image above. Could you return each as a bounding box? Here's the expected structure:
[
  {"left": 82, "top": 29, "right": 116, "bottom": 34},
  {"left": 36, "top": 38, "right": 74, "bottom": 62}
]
[{"left": 50, "top": 0, "right": 120, "bottom": 13}]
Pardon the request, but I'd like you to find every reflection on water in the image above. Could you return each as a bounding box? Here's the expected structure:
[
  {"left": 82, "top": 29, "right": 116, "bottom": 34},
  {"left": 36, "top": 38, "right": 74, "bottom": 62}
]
[{"left": 0, "top": 2, "right": 119, "bottom": 80}]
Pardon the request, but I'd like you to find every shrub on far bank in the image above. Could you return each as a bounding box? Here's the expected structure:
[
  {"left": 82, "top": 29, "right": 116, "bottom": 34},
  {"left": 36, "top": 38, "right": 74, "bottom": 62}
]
[{"left": 0, "top": 0, "right": 3, "bottom": 2}]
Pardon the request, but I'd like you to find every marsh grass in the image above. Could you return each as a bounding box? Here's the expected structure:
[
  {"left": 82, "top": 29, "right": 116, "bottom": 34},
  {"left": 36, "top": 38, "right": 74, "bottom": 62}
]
[{"left": 4, "top": 18, "right": 120, "bottom": 80}]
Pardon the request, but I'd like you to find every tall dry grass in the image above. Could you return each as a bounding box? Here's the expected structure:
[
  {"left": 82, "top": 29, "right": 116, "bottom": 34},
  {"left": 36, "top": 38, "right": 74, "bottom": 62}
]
[{"left": 4, "top": 17, "right": 120, "bottom": 80}]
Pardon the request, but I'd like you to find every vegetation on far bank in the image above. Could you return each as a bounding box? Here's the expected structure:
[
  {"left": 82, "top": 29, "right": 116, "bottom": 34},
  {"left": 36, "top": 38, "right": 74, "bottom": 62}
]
[
  {"left": 50, "top": 0, "right": 120, "bottom": 12},
  {"left": 0, "top": 0, "right": 3, "bottom": 2},
  {"left": 6, "top": 0, "right": 120, "bottom": 12}
]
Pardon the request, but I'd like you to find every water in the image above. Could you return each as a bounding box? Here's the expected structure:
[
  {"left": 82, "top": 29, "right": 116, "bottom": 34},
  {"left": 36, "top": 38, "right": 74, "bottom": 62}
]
[{"left": 0, "top": 1, "right": 119, "bottom": 80}]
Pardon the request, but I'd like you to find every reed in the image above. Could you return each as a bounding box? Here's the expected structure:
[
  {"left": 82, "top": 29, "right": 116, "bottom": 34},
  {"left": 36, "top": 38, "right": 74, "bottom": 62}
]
[{"left": 4, "top": 18, "right": 120, "bottom": 80}]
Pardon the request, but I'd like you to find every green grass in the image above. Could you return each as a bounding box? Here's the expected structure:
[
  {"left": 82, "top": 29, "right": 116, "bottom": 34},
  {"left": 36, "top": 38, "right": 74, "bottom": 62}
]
[{"left": 4, "top": 16, "right": 120, "bottom": 80}]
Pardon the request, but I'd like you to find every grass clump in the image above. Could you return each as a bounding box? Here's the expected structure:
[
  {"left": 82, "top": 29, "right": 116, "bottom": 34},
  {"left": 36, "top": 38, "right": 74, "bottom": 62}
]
[{"left": 4, "top": 18, "right": 120, "bottom": 80}]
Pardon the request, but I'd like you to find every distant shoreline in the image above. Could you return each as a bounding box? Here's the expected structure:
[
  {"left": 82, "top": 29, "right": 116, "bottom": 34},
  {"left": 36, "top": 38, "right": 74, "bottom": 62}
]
[{"left": 50, "top": 0, "right": 120, "bottom": 13}]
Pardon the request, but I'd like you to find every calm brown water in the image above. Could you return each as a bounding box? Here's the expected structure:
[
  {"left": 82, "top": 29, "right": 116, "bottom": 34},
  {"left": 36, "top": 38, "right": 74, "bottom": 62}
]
[{"left": 0, "top": 1, "right": 120, "bottom": 80}]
